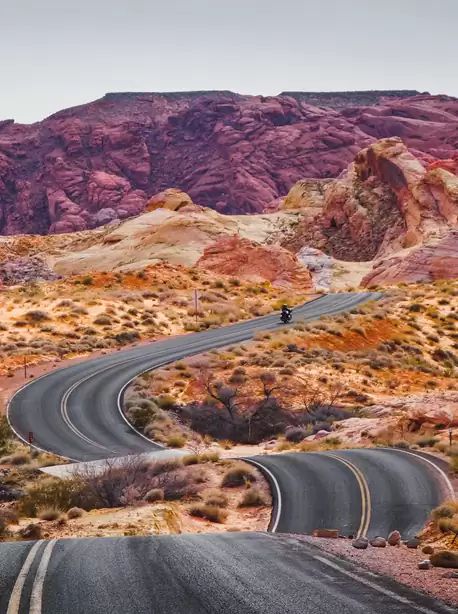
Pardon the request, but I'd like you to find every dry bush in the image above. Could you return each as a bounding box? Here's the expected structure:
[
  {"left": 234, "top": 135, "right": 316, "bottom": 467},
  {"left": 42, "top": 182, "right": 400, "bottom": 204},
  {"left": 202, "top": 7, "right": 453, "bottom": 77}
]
[
  {"left": 67, "top": 507, "right": 85, "bottom": 519},
  {"left": 189, "top": 503, "right": 228, "bottom": 523},
  {"left": 166, "top": 434, "right": 186, "bottom": 448},
  {"left": 205, "top": 489, "right": 229, "bottom": 508},
  {"left": 221, "top": 464, "right": 256, "bottom": 488},
  {"left": 24, "top": 310, "right": 50, "bottom": 323},
  {"left": 0, "top": 509, "right": 19, "bottom": 525},
  {"left": 432, "top": 501, "right": 458, "bottom": 521},
  {"left": 144, "top": 488, "right": 164, "bottom": 503},
  {"left": 238, "top": 487, "right": 266, "bottom": 507},
  {"left": 38, "top": 507, "right": 61, "bottom": 521}
]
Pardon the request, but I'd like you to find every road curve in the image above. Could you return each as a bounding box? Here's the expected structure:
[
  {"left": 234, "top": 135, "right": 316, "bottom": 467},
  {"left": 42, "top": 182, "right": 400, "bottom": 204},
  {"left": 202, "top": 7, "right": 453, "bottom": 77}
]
[
  {"left": 1, "top": 533, "right": 454, "bottom": 614},
  {"left": 8, "top": 292, "right": 379, "bottom": 461},
  {"left": 248, "top": 449, "right": 453, "bottom": 540}
]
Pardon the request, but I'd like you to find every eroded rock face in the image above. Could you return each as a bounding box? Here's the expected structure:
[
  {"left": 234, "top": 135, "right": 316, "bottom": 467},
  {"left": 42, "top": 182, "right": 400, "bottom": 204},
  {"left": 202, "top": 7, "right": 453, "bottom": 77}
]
[
  {"left": 197, "top": 235, "right": 313, "bottom": 290},
  {"left": 362, "top": 230, "right": 458, "bottom": 286},
  {"left": 1, "top": 91, "right": 457, "bottom": 235},
  {"left": 288, "top": 138, "right": 458, "bottom": 261}
]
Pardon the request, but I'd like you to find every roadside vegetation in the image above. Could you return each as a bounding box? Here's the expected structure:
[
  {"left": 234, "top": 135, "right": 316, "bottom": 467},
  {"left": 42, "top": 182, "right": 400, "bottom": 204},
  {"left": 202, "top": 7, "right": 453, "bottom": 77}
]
[
  {"left": 0, "top": 446, "right": 271, "bottom": 541},
  {"left": 0, "top": 264, "right": 310, "bottom": 379},
  {"left": 123, "top": 281, "right": 457, "bottom": 455}
]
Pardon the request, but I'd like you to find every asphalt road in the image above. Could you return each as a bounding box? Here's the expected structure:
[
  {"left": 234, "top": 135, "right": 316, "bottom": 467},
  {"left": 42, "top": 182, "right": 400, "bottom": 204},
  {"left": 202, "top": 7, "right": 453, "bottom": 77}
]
[
  {"left": 248, "top": 448, "right": 453, "bottom": 539},
  {"left": 8, "top": 292, "right": 380, "bottom": 461},
  {"left": 4, "top": 290, "right": 456, "bottom": 613},
  {"left": 1, "top": 533, "right": 454, "bottom": 614}
]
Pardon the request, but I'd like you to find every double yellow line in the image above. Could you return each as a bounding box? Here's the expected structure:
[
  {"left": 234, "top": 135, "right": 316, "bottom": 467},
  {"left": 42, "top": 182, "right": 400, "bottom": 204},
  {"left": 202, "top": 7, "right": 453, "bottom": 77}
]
[{"left": 329, "top": 453, "right": 371, "bottom": 538}]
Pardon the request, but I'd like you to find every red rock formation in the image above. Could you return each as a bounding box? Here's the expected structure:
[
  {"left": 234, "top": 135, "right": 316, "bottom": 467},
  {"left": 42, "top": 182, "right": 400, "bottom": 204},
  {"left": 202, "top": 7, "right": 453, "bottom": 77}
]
[
  {"left": 1, "top": 91, "right": 457, "bottom": 235},
  {"left": 362, "top": 230, "right": 458, "bottom": 286},
  {"left": 196, "top": 235, "right": 313, "bottom": 290},
  {"left": 288, "top": 138, "right": 458, "bottom": 261}
]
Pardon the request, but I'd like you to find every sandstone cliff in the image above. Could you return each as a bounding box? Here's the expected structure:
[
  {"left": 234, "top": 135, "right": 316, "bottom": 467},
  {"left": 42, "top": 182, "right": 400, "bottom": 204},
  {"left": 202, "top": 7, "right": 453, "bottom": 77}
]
[{"left": 1, "top": 91, "right": 457, "bottom": 235}]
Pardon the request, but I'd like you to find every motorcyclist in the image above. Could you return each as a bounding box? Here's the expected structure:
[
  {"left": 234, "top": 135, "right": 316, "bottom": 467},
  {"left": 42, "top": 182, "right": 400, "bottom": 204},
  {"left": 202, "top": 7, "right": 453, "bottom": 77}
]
[{"left": 281, "top": 304, "right": 292, "bottom": 322}]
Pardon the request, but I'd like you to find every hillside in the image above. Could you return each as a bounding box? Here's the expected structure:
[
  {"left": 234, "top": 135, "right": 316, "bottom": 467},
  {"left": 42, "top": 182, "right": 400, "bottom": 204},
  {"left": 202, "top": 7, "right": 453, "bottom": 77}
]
[{"left": 0, "top": 91, "right": 457, "bottom": 235}]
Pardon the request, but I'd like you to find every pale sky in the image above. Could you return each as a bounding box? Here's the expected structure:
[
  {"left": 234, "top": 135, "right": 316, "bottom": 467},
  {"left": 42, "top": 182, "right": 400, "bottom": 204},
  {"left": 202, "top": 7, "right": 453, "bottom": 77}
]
[{"left": 2, "top": 0, "right": 457, "bottom": 123}]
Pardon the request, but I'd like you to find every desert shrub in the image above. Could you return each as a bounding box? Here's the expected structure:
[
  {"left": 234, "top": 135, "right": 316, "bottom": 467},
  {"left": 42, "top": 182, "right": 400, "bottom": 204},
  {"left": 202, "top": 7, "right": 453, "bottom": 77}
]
[
  {"left": 205, "top": 490, "right": 229, "bottom": 508},
  {"left": 417, "top": 437, "right": 439, "bottom": 448},
  {"left": 238, "top": 487, "right": 266, "bottom": 507},
  {"left": 144, "top": 488, "right": 164, "bottom": 503},
  {"left": 285, "top": 426, "right": 307, "bottom": 443},
  {"left": 432, "top": 501, "right": 458, "bottom": 521},
  {"left": 391, "top": 440, "right": 410, "bottom": 449},
  {"left": 8, "top": 452, "right": 31, "bottom": 466},
  {"left": 24, "top": 310, "right": 50, "bottom": 323},
  {"left": 0, "top": 508, "right": 19, "bottom": 525},
  {"left": 94, "top": 315, "right": 111, "bottom": 326},
  {"left": 155, "top": 395, "right": 176, "bottom": 410},
  {"left": 18, "top": 476, "right": 94, "bottom": 517},
  {"left": 81, "top": 275, "right": 94, "bottom": 286},
  {"left": 189, "top": 504, "right": 227, "bottom": 523},
  {"left": 0, "top": 416, "right": 12, "bottom": 453},
  {"left": 182, "top": 454, "right": 199, "bottom": 466},
  {"left": 38, "top": 507, "right": 61, "bottom": 521},
  {"left": 166, "top": 434, "right": 186, "bottom": 448},
  {"left": 67, "top": 507, "right": 85, "bottom": 519},
  {"left": 114, "top": 331, "right": 140, "bottom": 344},
  {"left": 222, "top": 464, "right": 256, "bottom": 488}
]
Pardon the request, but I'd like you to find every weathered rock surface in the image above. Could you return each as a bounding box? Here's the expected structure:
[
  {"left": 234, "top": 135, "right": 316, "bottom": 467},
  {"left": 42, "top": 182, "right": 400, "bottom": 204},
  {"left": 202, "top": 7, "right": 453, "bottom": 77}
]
[
  {"left": 1, "top": 91, "right": 457, "bottom": 235},
  {"left": 196, "top": 235, "right": 313, "bottom": 290},
  {"left": 388, "top": 530, "right": 402, "bottom": 546},
  {"left": 370, "top": 536, "right": 387, "bottom": 548},
  {"left": 362, "top": 230, "right": 458, "bottom": 286},
  {"left": 287, "top": 137, "right": 458, "bottom": 263},
  {"left": 352, "top": 537, "right": 369, "bottom": 549}
]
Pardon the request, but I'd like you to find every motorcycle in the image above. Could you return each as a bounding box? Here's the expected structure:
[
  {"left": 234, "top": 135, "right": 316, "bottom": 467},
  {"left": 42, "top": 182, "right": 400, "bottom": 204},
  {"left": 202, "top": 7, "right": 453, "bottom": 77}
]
[{"left": 280, "top": 308, "right": 292, "bottom": 324}]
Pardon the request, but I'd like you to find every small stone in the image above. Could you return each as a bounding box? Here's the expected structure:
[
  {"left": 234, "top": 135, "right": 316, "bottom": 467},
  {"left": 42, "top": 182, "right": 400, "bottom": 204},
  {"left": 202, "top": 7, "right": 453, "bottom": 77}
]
[
  {"left": 370, "top": 536, "right": 386, "bottom": 548},
  {"left": 352, "top": 537, "right": 369, "bottom": 549},
  {"left": 387, "top": 530, "right": 401, "bottom": 546},
  {"left": 406, "top": 537, "right": 421, "bottom": 549},
  {"left": 418, "top": 560, "right": 431, "bottom": 570},
  {"left": 422, "top": 545, "right": 434, "bottom": 555}
]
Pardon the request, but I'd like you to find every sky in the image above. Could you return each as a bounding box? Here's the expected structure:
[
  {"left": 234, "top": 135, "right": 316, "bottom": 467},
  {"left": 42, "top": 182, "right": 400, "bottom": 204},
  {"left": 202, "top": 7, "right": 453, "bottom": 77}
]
[{"left": 2, "top": 0, "right": 458, "bottom": 123}]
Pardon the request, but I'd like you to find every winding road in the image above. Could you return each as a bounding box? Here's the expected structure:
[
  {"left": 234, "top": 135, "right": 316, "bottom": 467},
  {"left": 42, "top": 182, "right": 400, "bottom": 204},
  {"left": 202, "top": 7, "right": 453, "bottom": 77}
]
[{"left": 3, "top": 291, "right": 455, "bottom": 614}]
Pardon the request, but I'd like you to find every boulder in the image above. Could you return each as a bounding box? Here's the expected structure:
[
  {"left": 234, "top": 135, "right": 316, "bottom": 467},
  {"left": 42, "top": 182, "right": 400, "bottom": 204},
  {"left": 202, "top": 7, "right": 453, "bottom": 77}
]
[
  {"left": 18, "top": 523, "right": 43, "bottom": 540},
  {"left": 405, "top": 537, "right": 421, "bottom": 549},
  {"left": 422, "top": 545, "right": 435, "bottom": 555},
  {"left": 352, "top": 537, "right": 369, "bottom": 549},
  {"left": 430, "top": 551, "right": 458, "bottom": 569},
  {"left": 387, "top": 530, "right": 402, "bottom": 546},
  {"left": 370, "top": 536, "right": 387, "bottom": 548},
  {"left": 418, "top": 560, "right": 432, "bottom": 570},
  {"left": 197, "top": 235, "right": 313, "bottom": 290}
]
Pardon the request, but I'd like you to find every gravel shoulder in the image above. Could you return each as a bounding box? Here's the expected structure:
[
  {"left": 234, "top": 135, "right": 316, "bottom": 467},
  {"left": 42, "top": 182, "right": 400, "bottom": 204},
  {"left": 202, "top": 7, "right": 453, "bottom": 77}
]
[{"left": 296, "top": 535, "right": 458, "bottom": 607}]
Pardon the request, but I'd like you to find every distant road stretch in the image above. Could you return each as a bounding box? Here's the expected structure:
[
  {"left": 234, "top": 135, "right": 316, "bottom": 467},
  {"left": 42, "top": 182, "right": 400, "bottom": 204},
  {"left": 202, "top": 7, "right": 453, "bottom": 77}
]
[{"left": 8, "top": 292, "right": 380, "bottom": 461}]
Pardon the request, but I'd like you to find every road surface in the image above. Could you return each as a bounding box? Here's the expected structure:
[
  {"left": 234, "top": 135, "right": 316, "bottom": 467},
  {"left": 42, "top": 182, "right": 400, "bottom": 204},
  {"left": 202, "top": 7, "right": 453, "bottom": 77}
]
[
  {"left": 8, "top": 292, "right": 379, "bottom": 461},
  {"left": 0, "top": 533, "right": 454, "bottom": 614}
]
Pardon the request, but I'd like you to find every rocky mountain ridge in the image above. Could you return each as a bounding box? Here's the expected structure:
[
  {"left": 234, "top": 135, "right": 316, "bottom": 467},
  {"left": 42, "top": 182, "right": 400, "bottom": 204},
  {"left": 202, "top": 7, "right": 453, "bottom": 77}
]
[{"left": 1, "top": 90, "right": 457, "bottom": 235}]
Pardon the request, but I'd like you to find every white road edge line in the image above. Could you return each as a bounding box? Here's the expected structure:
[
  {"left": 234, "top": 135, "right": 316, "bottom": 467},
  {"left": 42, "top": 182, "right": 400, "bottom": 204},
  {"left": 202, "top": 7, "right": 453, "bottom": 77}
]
[
  {"left": 29, "top": 539, "right": 57, "bottom": 614},
  {"left": 313, "top": 554, "right": 455, "bottom": 614},
  {"left": 386, "top": 448, "right": 455, "bottom": 500},
  {"left": 6, "top": 540, "right": 43, "bottom": 614},
  {"left": 242, "top": 458, "right": 282, "bottom": 532}
]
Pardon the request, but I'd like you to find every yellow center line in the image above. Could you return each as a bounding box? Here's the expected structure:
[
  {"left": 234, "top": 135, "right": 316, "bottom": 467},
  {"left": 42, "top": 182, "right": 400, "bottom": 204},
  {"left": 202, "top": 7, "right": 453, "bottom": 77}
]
[{"left": 328, "top": 454, "right": 371, "bottom": 538}]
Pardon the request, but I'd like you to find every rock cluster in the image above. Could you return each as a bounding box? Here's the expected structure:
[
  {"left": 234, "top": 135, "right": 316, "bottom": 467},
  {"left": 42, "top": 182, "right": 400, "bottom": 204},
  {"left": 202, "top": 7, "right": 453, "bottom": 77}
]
[
  {"left": 1, "top": 91, "right": 457, "bottom": 235},
  {"left": 196, "top": 235, "right": 313, "bottom": 290}
]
